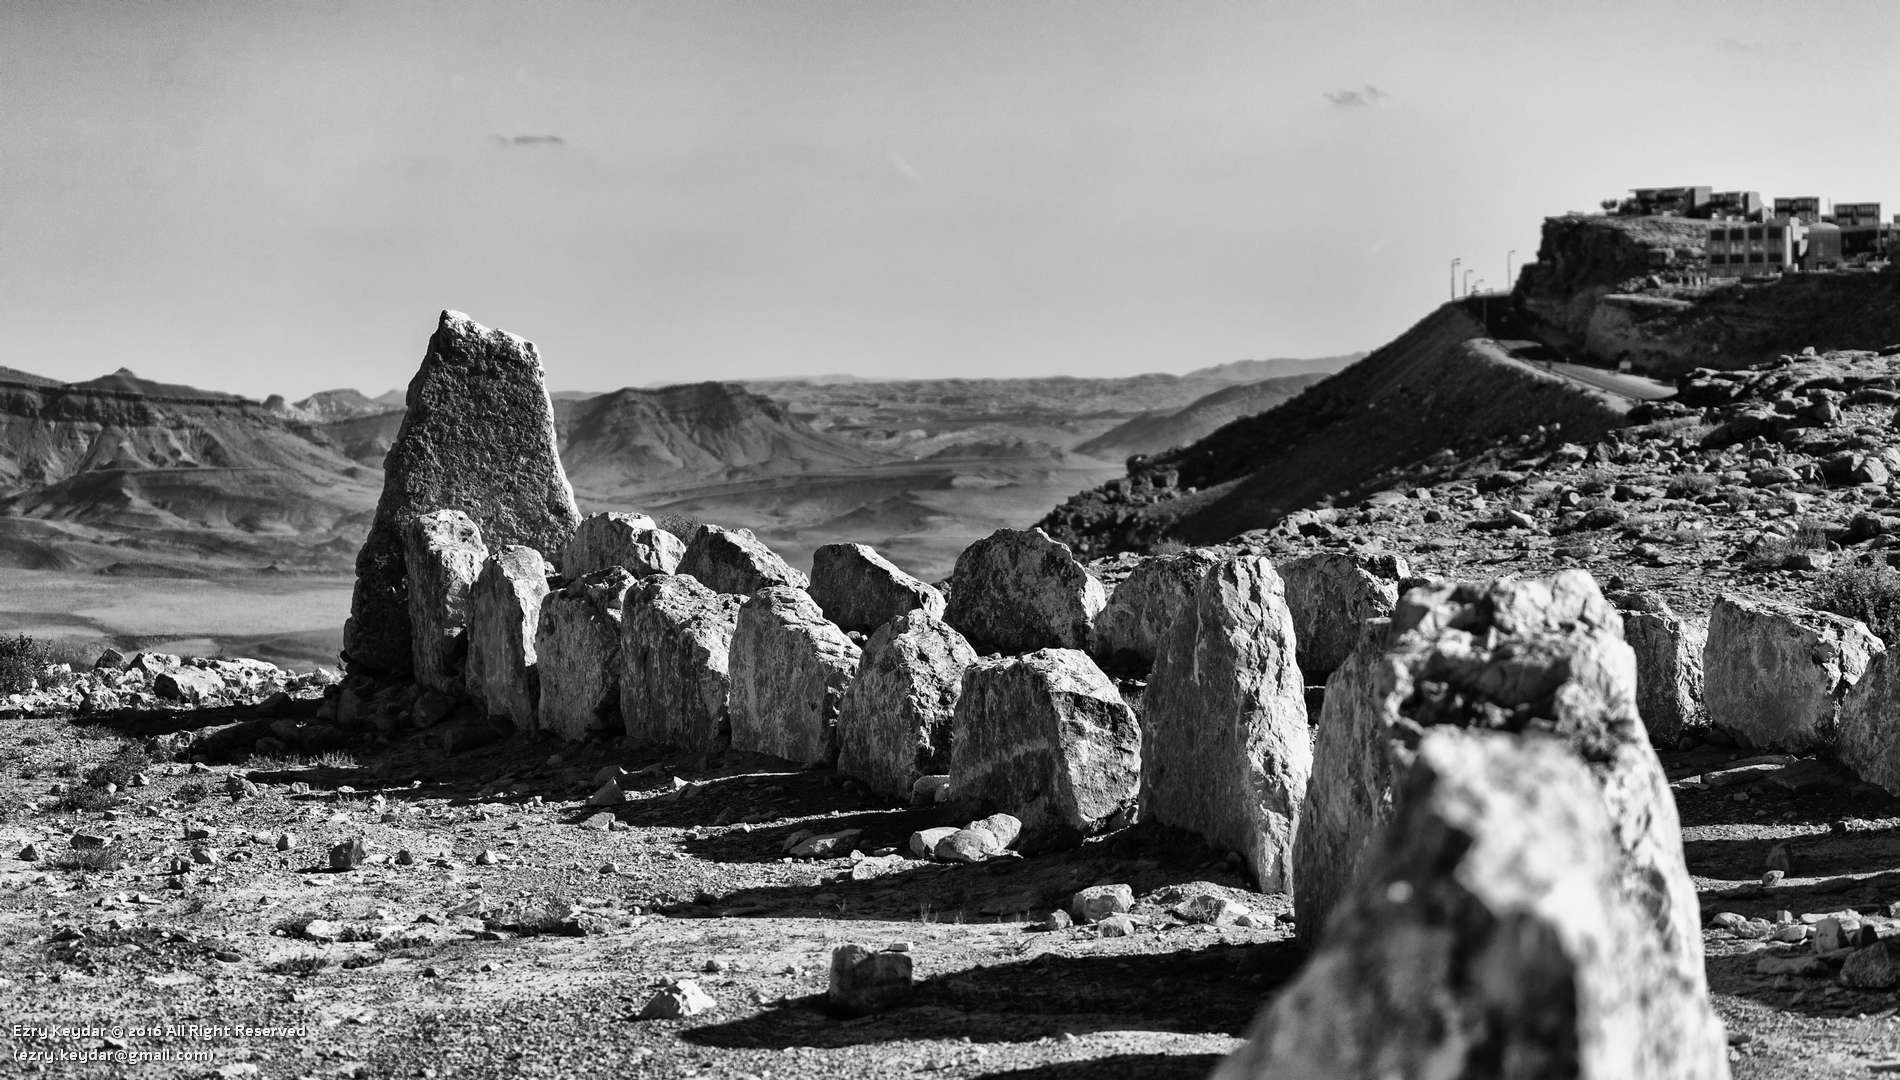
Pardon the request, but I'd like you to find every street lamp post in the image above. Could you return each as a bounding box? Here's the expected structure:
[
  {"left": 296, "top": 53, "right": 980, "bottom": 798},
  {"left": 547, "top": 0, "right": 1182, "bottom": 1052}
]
[
  {"left": 1506, "top": 249, "right": 1517, "bottom": 287},
  {"left": 1463, "top": 269, "right": 1476, "bottom": 297},
  {"left": 1450, "top": 258, "right": 1461, "bottom": 302},
  {"left": 1474, "top": 280, "right": 1487, "bottom": 326}
]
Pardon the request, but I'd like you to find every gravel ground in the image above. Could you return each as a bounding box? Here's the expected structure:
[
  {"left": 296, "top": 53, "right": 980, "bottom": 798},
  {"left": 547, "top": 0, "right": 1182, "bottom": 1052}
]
[{"left": 7, "top": 674, "right": 1900, "bottom": 1077}]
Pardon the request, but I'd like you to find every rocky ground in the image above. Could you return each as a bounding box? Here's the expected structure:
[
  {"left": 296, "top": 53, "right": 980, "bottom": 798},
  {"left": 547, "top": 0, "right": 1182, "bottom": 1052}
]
[
  {"left": 3, "top": 692, "right": 1900, "bottom": 1079},
  {"left": 17, "top": 346, "right": 1900, "bottom": 1078}
]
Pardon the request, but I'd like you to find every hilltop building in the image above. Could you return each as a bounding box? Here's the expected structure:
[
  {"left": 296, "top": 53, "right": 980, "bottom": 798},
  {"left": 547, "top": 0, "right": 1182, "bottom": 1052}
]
[{"left": 1607, "top": 185, "right": 1894, "bottom": 276}]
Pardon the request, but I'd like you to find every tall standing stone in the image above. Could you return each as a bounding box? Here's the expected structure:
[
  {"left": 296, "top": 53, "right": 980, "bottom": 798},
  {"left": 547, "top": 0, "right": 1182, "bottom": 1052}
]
[
  {"left": 620, "top": 574, "right": 744, "bottom": 753},
  {"left": 1290, "top": 570, "right": 1709, "bottom": 1015},
  {"left": 1275, "top": 551, "right": 1409, "bottom": 682},
  {"left": 344, "top": 310, "right": 581, "bottom": 679},
  {"left": 949, "top": 649, "right": 1139, "bottom": 844},
  {"left": 728, "top": 587, "right": 860, "bottom": 765},
  {"left": 562, "top": 512, "right": 684, "bottom": 579},
  {"left": 534, "top": 567, "right": 636, "bottom": 740},
  {"left": 1610, "top": 590, "right": 1708, "bottom": 748},
  {"left": 943, "top": 528, "right": 1106, "bottom": 655},
  {"left": 677, "top": 524, "right": 807, "bottom": 596},
  {"left": 402, "top": 509, "right": 488, "bottom": 695},
  {"left": 836, "top": 610, "right": 976, "bottom": 801},
  {"left": 1704, "top": 593, "right": 1882, "bottom": 752},
  {"left": 807, "top": 543, "right": 945, "bottom": 634},
  {"left": 1141, "top": 557, "right": 1309, "bottom": 891},
  {"left": 1090, "top": 550, "right": 1218, "bottom": 672},
  {"left": 1215, "top": 729, "right": 1731, "bottom": 1080},
  {"left": 465, "top": 545, "right": 551, "bottom": 726}
]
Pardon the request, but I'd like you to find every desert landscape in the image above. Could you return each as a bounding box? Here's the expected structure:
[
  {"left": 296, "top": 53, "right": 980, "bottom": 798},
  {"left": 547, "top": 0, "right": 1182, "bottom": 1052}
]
[{"left": 16, "top": 3, "right": 1900, "bottom": 1079}]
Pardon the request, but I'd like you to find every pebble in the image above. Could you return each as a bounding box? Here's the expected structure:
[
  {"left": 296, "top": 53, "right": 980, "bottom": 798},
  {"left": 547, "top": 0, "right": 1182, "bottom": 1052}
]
[{"left": 639, "top": 980, "right": 717, "bottom": 1019}]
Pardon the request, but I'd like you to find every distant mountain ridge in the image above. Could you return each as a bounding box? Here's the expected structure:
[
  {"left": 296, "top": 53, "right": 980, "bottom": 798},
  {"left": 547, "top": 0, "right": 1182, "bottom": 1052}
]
[{"left": 1077, "top": 373, "right": 1330, "bottom": 459}]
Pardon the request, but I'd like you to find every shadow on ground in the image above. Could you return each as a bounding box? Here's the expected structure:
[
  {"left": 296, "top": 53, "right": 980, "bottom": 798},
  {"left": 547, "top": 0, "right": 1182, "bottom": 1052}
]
[{"left": 682, "top": 941, "right": 1297, "bottom": 1050}]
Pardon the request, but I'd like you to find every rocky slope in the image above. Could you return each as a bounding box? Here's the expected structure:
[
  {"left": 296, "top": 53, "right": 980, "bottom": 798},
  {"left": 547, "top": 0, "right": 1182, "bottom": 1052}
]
[{"left": 1040, "top": 303, "right": 1629, "bottom": 557}]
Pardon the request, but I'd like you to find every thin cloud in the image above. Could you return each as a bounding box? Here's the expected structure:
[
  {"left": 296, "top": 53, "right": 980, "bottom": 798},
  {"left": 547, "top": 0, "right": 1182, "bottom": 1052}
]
[
  {"left": 887, "top": 150, "right": 922, "bottom": 186},
  {"left": 1323, "top": 84, "right": 1388, "bottom": 108},
  {"left": 492, "top": 134, "right": 567, "bottom": 147}
]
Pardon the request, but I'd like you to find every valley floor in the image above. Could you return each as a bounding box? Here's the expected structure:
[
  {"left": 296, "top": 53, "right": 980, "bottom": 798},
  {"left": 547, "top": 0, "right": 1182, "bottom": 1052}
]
[{"left": 3, "top": 712, "right": 1897, "bottom": 1078}]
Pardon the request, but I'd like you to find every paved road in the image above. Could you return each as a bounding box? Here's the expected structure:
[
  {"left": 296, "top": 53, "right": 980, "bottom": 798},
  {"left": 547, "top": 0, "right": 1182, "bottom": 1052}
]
[{"left": 1540, "top": 360, "right": 1676, "bottom": 401}]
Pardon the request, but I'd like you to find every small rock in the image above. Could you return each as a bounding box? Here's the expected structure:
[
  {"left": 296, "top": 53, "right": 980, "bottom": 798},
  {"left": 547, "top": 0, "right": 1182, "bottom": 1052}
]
[
  {"left": 329, "top": 839, "right": 367, "bottom": 871},
  {"left": 970, "top": 813, "right": 1022, "bottom": 849},
  {"left": 788, "top": 829, "right": 862, "bottom": 859},
  {"left": 394, "top": 850, "right": 415, "bottom": 866},
  {"left": 580, "top": 812, "right": 615, "bottom": 831},
  {"left": 1757, "top": 953, "right": 1828, "bottom": 976},
  {"left": 1842, "top": 942, "right": 1900, "bottom": 989},
  {"left": 933, "top": 828, "right": 1002, "bottom": 864},
  {"left": 1044, "top": 909, "right": 1074, "bottom": 931},
  {"left": 70, "top": 833, "right": 111, "bottom": 851},
  {"left": 910, "top": 774, "right": 952, "bottom": 805},
  {"left": 585, "top": 781, "right": 625, "bottom": 808},
  {"left": 1762, "top": 870, "right": 1785, "bottom": 887},
  {"left": 1071, "top": 884, "right": 1135, "bottom": 924},
  {"left": 909, "top": 827, "right": 958, "bottom": 859},
  {"left": 475, "top": 850, "right": 502, "bottom": 866},
  {"left": 827, "top": 944, "right": 915, "bottom": 1017},
  {"left": 275, "top": 833, "right": 296, "bottom": 851},
  {"left": 1174, "top": 893, "right": 1248, "bottom": 925},
  {"left": 639, "top": 980, "right": 717, "bottom": 1019},
  {"left": 18, "top": 843, "right": 39, "bottom": 861},
  {"left": 1097, "top": 914, "right": 1137, "bottom": 938}
]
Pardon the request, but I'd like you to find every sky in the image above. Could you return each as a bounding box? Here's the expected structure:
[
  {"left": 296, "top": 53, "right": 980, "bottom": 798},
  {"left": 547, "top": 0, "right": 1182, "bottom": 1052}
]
[{"left": 7, "top": 0, "right": 1900, "bottom": 400}]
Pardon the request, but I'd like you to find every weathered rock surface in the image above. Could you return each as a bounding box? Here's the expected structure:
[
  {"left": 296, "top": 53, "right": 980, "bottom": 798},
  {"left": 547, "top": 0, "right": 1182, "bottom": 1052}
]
[
  {"left": 1704, "top": 594, "right": 1882, "bottom": 752},
  {"left": 1610, "top": 590, "right": 1708, "bottom": 747},
  {"left": 677, "top": 524, "right": 806, "bottom": 596},
  {"left": 1141, "top": 557, "right": 1309, "bottom": 891},
  {"left": 1216, "top": 728, "right": 1730, "bottom": 1080},
  {"left": 835, "top": 611, "right": 976, "bottom": 802},
  {"left": 534, "top": 567, "right": 636, "bottom": 740},
  {"left": 1090, "top": 550, "right": 1218, "bottom": 671},
  {"left": 806, "top": 543, "right": 945, "bottom": 634},
  {"left": 619, "top": 574, "right": 744, "bottom": 753},
  {"left": 827, "top": 944, "right": 914, "bottom": 1017},
  {"left": 948, "top": 648, "right": 1139, "bottom": 843},
  {"left": 402, "top": 509, "right": 488, "bottom": 695},
  {"left": 344, "top": 310, "right": 581, "bottom": 679},
  {"left": 1291, "top": 568, "right": 1709, "bottom": 1017},
  {"left": 561, "top": 512, "right": 683, "bottom": 579},
  {"left": 1275, "top": 551, "right": 1409, "bottom": 682},
  {"left": 464, "top": 545, "right": 551, "bottom": 726},
  {"left": 729, "top": 586, "right": 860, "bottom": 765},
  {"left": 943, "top": 528, "right": 1106, "bottom": 655}
]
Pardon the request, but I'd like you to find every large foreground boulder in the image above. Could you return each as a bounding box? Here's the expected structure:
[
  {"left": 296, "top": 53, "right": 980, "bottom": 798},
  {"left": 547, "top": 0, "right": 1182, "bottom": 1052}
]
[
  {"left": 1611, "top": 590, "right": 1708, "bottom": 748},
  {"left": 1704, "top": 593, "right": 1881, "bottom": 752},
  {"left": 619, "top": 574, "right": 744, "bottom": 753},
  {"left": 1214, "top": 729, "right": 1730, "bottom": 1080},
  {"left": 836, "top": 611, "right": 976, "bottom": 801},
  {"left": 464, "top": 545, "right": 551, "bottom": 726},
  {"left": 402, "top": 509, "right": 488, "bottom": 695},
  {"left": 561, "top": 512, "right": 684, "bottom": 579},
  {"left": 344, "top": 310, "right": 582, "bottom": 679},
  {"left": 943, "top": 528, "right": 1106, "bottom": 655},
  {"left": 807, "top": 543, "right": 945, "bottom": 634},
  {"left": 1090, "top": 550, "right": 1218, "bottom": 671},
  {"left": 1291, "top": 570, "right": 1707, "bottom": 1009},
  {"left": 1275, "top": 551, "right": 1409, "bottom": 682},
  {"left": 949, "top": 649, "right": 1139, "bottom": 843},
  {"left": 1141, "top": 557, "right": 1309, "bottom": 891},
  {"left": 534, "top": 567, "right": 636, "bottom": 740},
  {"left": 729, "top": 587, "right": 861, "bottom": 765},
  {"left": 678, "top": 524, "right": 806, "bottom": 596}
]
